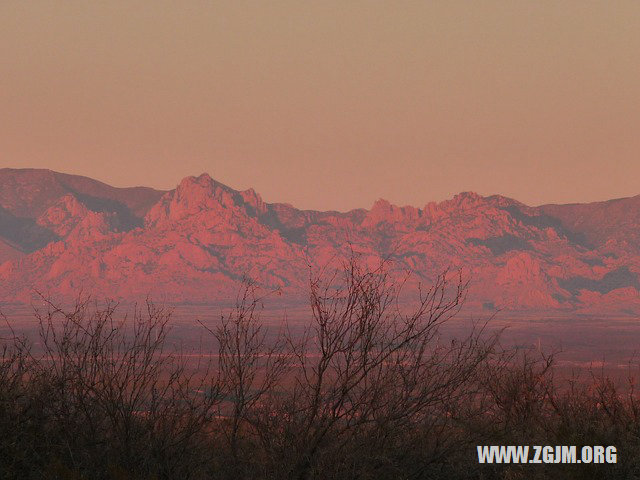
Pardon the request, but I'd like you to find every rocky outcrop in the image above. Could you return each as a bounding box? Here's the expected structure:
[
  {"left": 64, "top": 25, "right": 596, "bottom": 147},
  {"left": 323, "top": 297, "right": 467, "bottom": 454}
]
[{"left": 2, "top": 168, "right": 640, "bottom": 313}]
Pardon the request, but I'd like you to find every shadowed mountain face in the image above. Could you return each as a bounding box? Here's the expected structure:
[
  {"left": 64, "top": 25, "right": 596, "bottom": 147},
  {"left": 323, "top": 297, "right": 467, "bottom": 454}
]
[
  {"left": 0, "top": 205, "right": 59, "bottom": 253},
  {"left": 541, "top": 197, "right": 640, "bottom": 249},
  {"left": 0, "top": 168, "right": 165, "bottom": 220},
  {"left": 1, "top": 168, "right": 640, "bottom": 314}
]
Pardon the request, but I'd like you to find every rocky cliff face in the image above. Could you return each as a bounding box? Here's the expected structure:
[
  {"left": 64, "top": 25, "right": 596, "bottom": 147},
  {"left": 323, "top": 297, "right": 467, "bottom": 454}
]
[{"left": 1, "top": 168, "right": 639, "bottom": 313}]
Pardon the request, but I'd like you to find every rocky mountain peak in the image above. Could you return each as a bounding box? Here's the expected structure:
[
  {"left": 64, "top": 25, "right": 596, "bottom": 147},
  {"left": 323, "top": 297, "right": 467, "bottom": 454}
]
[
  {"left": 3, "top": 168, "right": 640, "bottom": 314},
  {"left": 362, "top": 199, "right": 421, "bottom": 226}
]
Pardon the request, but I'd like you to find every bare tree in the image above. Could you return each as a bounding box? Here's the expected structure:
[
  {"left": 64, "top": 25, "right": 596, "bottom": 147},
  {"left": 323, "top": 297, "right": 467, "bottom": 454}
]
[
  {"left": 4, "top": 258, "right": 639, "bottom": 479},
  {"left": 213, "top": 257, "right": 501, "bottom": 479},
  {"left": 199, "top": 279, "right": 292, "bottom": 471},
  {"left": 5, "top": 295, "right": 220, "bottom": 479}
]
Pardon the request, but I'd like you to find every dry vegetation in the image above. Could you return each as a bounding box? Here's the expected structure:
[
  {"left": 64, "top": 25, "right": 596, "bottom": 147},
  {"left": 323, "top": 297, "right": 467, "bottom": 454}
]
[{"left": 0, "top": 258, "right": 638, "bottom": 479}]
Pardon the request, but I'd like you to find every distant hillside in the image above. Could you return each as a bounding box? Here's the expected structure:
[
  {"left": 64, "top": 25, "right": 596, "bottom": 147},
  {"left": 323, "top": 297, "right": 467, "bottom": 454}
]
[{"left": 1, "top": 168, "right": 639, "bottom": 314}]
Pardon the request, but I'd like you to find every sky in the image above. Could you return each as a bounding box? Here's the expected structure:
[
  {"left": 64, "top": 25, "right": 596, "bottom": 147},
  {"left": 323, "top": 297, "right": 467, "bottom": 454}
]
[{"left": 1, "top": 1, "right": 639, "bottom": 211}]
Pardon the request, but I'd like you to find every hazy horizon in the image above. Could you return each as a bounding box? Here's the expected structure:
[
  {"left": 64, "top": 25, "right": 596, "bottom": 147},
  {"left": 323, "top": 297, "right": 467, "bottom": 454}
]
[
  {"left": 4, "top": 166, "right": 639, "bottom": 211},
  {"left": 3, "top": 2, "right": 639, "bottom": 210}
]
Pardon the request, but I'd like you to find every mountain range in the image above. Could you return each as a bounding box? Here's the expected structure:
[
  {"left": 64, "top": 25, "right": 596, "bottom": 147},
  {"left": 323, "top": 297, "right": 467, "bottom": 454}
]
[{"left": 1, "top": 167, "right": 640, "bottom": 314}]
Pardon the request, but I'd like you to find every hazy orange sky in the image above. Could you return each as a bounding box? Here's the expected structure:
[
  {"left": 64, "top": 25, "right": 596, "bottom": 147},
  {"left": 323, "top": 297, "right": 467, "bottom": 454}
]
[{"left": 2, "top": 2, "right": 639, "bottom": 211}]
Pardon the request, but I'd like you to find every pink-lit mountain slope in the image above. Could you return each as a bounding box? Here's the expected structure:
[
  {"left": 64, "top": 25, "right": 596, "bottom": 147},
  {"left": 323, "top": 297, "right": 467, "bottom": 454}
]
[{"left": 1, "top": 168, "right": 639, "bottom": 314}]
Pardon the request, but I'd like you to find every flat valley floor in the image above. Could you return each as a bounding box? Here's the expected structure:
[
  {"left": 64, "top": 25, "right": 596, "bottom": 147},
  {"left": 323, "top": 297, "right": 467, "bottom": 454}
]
[{"left": 2, "top": 302, "right": 639, "bottom": 383}]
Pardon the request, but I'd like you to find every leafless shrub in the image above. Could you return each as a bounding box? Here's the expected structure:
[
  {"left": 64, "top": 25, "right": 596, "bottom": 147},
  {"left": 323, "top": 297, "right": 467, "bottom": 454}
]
[
  {"left": 198, "top": 280, "right": 292, "bottom": 477},
  {"left": 2, "top": 258, "right": 640, "bottom": 479},
  {"left": 203, "top": 258, "right": 500, "bottom": 479},
  {"left": 0, "top": 296, "right": 219, "bottom": 479},
  {"left": 479, "top": 348, "right": 556, "bottom": 442}
]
